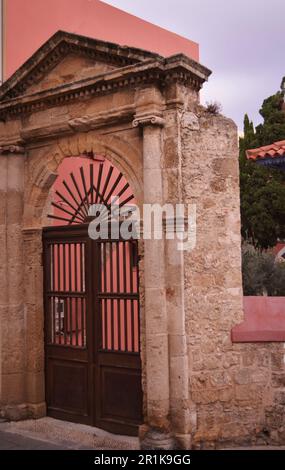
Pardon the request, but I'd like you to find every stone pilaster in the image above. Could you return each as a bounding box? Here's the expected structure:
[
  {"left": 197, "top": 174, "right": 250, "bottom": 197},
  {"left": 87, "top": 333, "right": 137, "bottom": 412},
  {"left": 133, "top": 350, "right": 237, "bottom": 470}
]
[
  {"left": 22, "top": 226, "right": 46, "bottom": 418},
  {"left": 0, "top": 153, "right": 8, "bottom": 411},
  {"left": 0, "top": 148, "right": 27, "bottom": 419},
  {"left": 133, "top": 87, "right": 174, "bottom": 449},
  {"left": 163, "top": 84, "right": 192, "bottom": 449}
]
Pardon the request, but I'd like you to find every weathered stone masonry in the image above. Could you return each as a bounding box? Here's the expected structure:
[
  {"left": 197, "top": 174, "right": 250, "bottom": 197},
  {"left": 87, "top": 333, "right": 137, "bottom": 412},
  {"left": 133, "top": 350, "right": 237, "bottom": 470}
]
[
  {"left": 0, "top": 30, "right": 284, "bottom": 448},
  {"left": 181, "top": 106, "right": 285, "bottom": 448}
]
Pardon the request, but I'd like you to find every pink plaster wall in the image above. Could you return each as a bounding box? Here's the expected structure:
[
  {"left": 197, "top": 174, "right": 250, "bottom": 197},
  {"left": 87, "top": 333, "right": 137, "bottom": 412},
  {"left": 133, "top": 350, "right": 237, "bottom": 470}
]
[
  {"left": 273, "top": 242, "right": 285, "bottom": 258},
  {"left": 4, "top": 0, "right": 199, "bottom": 80},
  {"left": 232, "top": 296, "right": 285, "bottom": 342}
]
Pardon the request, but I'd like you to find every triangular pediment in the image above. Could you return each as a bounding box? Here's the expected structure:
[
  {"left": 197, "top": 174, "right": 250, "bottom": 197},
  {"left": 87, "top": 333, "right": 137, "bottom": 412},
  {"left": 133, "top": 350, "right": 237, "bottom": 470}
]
[{"left": 0, "top": 30, "right": 163, "bottom": 102}]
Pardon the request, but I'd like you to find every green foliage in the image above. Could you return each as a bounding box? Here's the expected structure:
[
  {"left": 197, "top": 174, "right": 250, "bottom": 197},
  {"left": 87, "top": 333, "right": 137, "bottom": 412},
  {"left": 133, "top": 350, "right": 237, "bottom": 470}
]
[
  {"left": 242, "top": 244, "right": 285, "bottom": 296},
  {"left": 256, "top": 92, "right": 285, "bottom": 145},
  {"left": 239, "top": 80, "right": 285, "bottom": 250}
]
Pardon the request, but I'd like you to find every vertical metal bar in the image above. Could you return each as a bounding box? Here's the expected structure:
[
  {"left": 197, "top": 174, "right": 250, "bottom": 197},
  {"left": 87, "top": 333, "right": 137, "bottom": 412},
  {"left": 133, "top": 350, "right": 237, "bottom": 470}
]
[
  {"left": 79, "top": 297, "right": 82, "bottom": 347},
  {"left": 80, "top": 243, "right": 83, "bottom": 292},
  {"left": 74, "top": 243, "right": 78, "bottom": 345},
  {"left": 136, "top": 242, "right": 140, "bottom": 352},
  {"left": 103, "top": 243, "right": 107, "bottom": 293},
  {"left": 68, "top": 243, "right": 72, "bottom": 292},
  {"left": 82, "top": 243, "right": 86, "bottom": 292},
  {"left": 104, "top": 298, "right": 108, "bottom": 350},
  {"left": 79, "top": 244, "right": 84, "bottom": 347},
  {"left": 50, "top": 244, "right": 54, "bottom": 291},
  {"left": 123, "top": 299, "right": 128, "bottom": 352},
  {"left": 116, "top": 242, "right": 121, "bottom": 350},
  {"left": 83, "top": 297, "right": 86, "bottom": 347},
  {"left": 117, "top": 298, "right": 121, "bottom": 351},
  {"left": 130, "top": 299, "right": 135, "bottom": 353},
  {"left": 74, "top": 243, "right": 78, "bottom": 292},
  {"left": 68, "top": 297, "right": 72, "bottom": 346},
  {"left": 110, "top": 298, "right": 114, "bottom": 351},
  {"left": 122, "top": 242, "right": 128, "bottom": 351},
  {"left": 110, "top": 242, "right": 113, "bottom": 293},
  {"left": 59, "top": 297, "right": 62, "bottom": 346},
  {"left": 101, "top": 299, "right": 104, "bottom": 350},
  {"left": 100, "top": 244, "right": 104, "bottom": 293},
  {"left": 75, "top": 296, "right": 79, "bottom": 347},
  {"left": 63, "top": 297, "right": 67, "bottom": 345},
  {"left": 123, "top": 242, "right": 127, "bottom": 293},
  {"left": 52, "top": 296, "right": 56, "bottom": 344},
  {"left": 90, "top": 164, "right": 94, "bottom": 206},
  {"left": 129, "top": 242, "right": 134, "bottom": 293},
  {"left": 53, "top": 243, "right": 57, "bottom": 292},
  {"left": 129, "top": 243, "right": 135, "bottom": 352},
  {"left": 63, "top": 243, "right": 66, "bottom": 292},
  {"left": 57, "top": 244, "right": 61, "bottom": 292}
]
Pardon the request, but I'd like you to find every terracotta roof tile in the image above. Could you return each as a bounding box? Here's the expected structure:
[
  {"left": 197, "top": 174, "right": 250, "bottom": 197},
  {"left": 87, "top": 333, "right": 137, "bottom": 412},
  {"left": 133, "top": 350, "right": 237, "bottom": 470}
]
[{"left": 246, "top": 140, "right": 285, "bottom": 160}]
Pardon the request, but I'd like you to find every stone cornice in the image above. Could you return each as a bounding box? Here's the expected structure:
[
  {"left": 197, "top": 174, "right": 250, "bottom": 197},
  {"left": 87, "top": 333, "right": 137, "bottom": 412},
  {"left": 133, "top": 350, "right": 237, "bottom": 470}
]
[{"left": 0, "top": 54, "right": 211, "bottom": 121}]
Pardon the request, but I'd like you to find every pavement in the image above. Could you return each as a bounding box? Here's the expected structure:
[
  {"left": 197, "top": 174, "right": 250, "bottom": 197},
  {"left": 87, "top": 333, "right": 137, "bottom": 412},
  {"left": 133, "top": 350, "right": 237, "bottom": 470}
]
[
  {"left": 0, "top": 417, "right": 139, "bottom": 450},
  {"left": 0, "top": 429, "right": 79, "bottom": 450},
  {"left": 1, "top": 418, "right": 285, "bottom": 450}
]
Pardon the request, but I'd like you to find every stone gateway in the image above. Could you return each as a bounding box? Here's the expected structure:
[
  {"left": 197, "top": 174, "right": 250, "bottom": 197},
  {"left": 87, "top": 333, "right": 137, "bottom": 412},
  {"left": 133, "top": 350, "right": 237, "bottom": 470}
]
[{"left": 0, "top": 31, "right": 285, "bottom": 449}]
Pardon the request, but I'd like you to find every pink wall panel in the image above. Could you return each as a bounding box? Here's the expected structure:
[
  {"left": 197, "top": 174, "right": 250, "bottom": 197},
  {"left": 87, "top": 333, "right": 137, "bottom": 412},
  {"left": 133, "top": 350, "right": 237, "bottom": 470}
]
[
  {"left": 232, "top": 296, "right": 285, "bottom": 342},
  {"left": 4, "top": 0, "right": 199, "bottom": 79}
]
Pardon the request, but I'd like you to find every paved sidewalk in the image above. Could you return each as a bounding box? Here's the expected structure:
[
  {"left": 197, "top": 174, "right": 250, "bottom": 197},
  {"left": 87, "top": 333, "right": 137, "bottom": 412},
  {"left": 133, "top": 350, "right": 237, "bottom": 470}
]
[
  {"left": 0, "top": 418, "right": 139, "bottom": 450},
  {"left": 0, "top": 429, "right": 76, "bottom": 450},
  {"left": 1, "top": 419, "right": 285, "bottom": 451}
]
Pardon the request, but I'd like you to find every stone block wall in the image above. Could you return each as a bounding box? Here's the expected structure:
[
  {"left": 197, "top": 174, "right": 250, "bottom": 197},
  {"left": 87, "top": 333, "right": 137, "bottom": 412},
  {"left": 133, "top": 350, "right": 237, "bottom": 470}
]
[{"left": 181, "top": 105, "right": 285, "bottom": 448}]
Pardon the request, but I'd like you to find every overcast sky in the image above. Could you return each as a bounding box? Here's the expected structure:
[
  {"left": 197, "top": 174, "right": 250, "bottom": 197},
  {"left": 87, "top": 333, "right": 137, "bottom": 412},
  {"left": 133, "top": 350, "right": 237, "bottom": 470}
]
[{"left": 105, "top": 0, "right": 284, "bottom": 131}]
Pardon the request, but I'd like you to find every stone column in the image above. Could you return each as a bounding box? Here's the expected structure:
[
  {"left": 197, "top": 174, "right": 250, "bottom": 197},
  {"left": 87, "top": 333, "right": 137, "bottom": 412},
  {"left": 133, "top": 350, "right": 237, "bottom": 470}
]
[
  {"left": 133, "top": 87, "right": 175, "bottom": 449},
  {"left": 23, "top": 227, "right": 46, "bottom": 418},
  {"left": 162, "top": 90, "right": 194, "bottom": 449},
  {"left": 0, "top": 147, "right": 26, "bottom": 419}
]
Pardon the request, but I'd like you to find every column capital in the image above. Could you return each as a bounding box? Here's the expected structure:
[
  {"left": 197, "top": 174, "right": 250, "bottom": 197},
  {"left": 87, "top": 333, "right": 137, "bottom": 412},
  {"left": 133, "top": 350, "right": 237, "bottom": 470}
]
[{"left": 132, "top": 114, "right": 165, "bottom": 128}]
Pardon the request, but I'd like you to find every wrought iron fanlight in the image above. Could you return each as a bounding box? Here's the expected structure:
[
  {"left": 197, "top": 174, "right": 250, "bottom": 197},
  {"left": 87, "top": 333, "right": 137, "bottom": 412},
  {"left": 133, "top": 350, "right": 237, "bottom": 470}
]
[{"left": 48, "top": 162, "right": 135, "bottom": 225}]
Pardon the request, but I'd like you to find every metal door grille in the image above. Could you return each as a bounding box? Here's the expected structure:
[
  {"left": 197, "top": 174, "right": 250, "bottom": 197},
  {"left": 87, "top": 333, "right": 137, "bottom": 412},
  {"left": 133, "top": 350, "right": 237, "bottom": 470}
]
[
  {"left": 46, "top": 241, "right": 87, "bottom": 348},
  {"left": 99, "top": 240, "right": 140, "bottom": 353}
]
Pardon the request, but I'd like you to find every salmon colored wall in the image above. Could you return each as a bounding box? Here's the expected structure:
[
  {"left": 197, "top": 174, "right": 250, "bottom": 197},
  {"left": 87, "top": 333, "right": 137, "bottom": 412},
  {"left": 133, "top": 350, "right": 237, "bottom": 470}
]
[
  {"left": 273, "top": 242, "right": 285, "bottom": 256},
  {"left": 4, "top": 0, "right": 199, "bottom": 79},
  {"left": 232, "top": 296, "right": 285, "bottom": 342}
]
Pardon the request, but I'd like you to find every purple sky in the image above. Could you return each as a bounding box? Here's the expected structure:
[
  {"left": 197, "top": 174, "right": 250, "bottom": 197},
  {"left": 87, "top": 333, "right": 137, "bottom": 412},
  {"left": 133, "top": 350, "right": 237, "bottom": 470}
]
[{"left": 105, "top": 0, "right": 284, "bottom": 131}]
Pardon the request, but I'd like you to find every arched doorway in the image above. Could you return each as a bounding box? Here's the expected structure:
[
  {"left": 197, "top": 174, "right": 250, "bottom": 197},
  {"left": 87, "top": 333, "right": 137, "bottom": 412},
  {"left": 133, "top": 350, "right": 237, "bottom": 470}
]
[{"left": 42, "top": 155, "right": 142, "bottom": 436}]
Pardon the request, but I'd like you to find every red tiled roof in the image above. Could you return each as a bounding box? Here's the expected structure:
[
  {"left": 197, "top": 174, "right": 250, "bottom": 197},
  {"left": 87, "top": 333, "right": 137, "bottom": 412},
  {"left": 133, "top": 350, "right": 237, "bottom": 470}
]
[{"left": 246, "top": 140, "right": 285, "bottom": 160}]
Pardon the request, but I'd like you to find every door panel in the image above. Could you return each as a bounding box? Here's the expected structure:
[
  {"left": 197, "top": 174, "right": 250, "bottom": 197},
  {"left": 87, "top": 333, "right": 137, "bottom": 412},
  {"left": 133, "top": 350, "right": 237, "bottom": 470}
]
[
  {"left": 43, "top": 225, "right": 142, "bottom": 434},
  {"left": 43, "top": 226, "right": 92, "bottom": 425},
  {"left": 47, "top": 359, "right": 89, "bottom": 414}
]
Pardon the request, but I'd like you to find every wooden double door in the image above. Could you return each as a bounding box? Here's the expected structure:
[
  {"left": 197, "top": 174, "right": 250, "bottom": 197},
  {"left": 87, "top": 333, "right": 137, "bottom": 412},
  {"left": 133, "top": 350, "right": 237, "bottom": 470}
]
[{"left": 43, "top": 224, "right": 142, "bottom": 436}]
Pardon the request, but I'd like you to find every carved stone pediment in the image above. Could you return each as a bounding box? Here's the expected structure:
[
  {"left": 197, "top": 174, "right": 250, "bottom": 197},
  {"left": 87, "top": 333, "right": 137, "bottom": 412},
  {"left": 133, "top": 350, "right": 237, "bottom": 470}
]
[
  {"left": 0, "top": 30, "right": 162, "bottom": 102},
  {"left": 0, "top": 31, "right": 211, "bottom": 121},
  {"left": 26, "top": 54, "right": 118, "bottom": 94}
]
